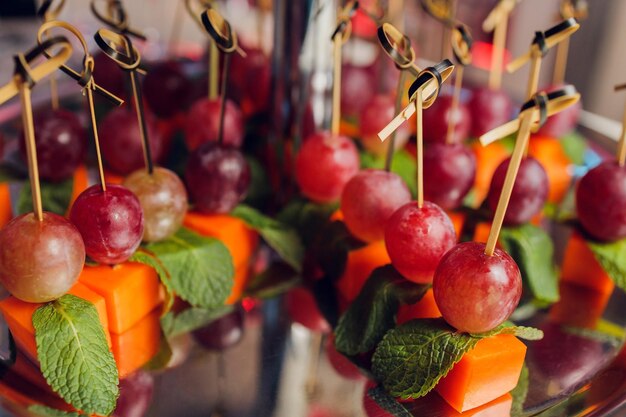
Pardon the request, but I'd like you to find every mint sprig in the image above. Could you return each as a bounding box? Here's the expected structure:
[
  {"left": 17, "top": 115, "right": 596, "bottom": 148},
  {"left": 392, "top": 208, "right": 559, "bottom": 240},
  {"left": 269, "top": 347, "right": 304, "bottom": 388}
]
[
  {"left": 141, "top": 227, "right": 234, "bottom": 309},
  {"left": 232, "top": 204, "right": 304, "bottom": 272},
  {"left": 499, "top": 224, "right": 559, "bottom": 304},
  {"left": 335, "top": 265, "right": 430, "bottom": 356},
  {"left": 372, "top": 318, "right": 542, "bottom": 399},
  {"left": 17, "top": 178, "right": 74, "bottom": 216},
  {"left": 587, "top": 237, "right": 626, "bottom": 292},
  {"left": 160, "top": 305, "right": 234, "bottom": 337},
  {"left": 129, "top": 249, "right": 175, "bottom": 312},
  {"left": 33, "top": 295, "right": 119, "bottom": 416},
  {"left": 27, "top": 405, "right": 80, "bottom": 417}
]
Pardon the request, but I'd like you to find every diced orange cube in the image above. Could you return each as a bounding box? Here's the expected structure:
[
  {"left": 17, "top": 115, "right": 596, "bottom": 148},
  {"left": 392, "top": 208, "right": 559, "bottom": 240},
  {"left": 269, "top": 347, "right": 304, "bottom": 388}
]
[
  {"left": 549, "top": 282, "right": 610, "bottom": 329},
  {"left": 0, "top": 182, "right": 12, "bottom": 228},
  {"left": 473, "top": 222, "right": 492, "bottom": 244},
  {"left": 471, "top": 141, "right": 510, "bottom": 207},
  {"left": 68, "top": 165, "right": 89, "bottom": 210},
  {"left": 0, "top": 283, "right": 111, "bottom": 363},
  {"left": 396, "top": 289, "right": 441, "bottom": 324},
  {"left": 528, "top": 135, "right": 572, "bottom": 203},
  {"left": 183, "top": 212, "right": 259, "bottom": 270},
  {"left": 335, "top": 240, "right": 391, "bottom": 304},
  {"left": 111, "top": 308, "right": 161, "bottom": 379},
  {"left": 436, "top": 335, "right": 527, "bottom": 412},
  {"left": 340, "top": 118, "right": 360, "bottom": 138},
  {"left": 79, "top": 262, "right": 161, "bottom": 334},
  {"left": 103, "top": 170, "right": 124, "bottom": 185},
  {"left": 451, "top": 393, "right": 512, "bottom": 416},
  {"left": 330, "top": 209, "right": 344, "bottom": 222},
  {"left": 561, "top": 232, "right": 615, "bottom": 295},
  {"left": 447, "top": 212, "right": 466, "bottom": 239},
  {"left": 225, "top": 264, "right": 252, "bottom": 305}
]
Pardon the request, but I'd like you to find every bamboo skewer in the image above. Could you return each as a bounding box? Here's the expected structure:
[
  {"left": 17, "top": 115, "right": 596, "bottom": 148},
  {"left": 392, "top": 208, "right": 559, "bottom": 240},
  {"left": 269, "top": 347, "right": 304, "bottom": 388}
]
[
  {"left": 331, "top": 33, "right": 342, "bottom": 136},
  {"left": 416, "top": 88, "right": 424, "bottom": 208},
  {"left": 483, "top": 0, "right": 518, "bottom": 91}
]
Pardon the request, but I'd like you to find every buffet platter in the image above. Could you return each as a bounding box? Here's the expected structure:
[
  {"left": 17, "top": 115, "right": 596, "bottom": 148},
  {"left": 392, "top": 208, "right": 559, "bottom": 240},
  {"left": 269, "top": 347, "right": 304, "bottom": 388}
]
[{"left": 1, "top": 0, "right": 626, "bottom": 416}]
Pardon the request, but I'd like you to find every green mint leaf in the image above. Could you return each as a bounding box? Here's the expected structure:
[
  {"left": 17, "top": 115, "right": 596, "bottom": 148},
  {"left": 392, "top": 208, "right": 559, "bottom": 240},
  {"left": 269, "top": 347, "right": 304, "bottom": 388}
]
[
  {"left": 129, "top": 249, "right": 175, "bottom": 313},
  {"left": 360, "top": 150, "right": 417, "bottom": 197},
  {"left": 587, "top": 237, "right": 626, "bottom": 292},
  {"left": 335, "top": 265, "right": 430, "bottom": 356},
  {"left": 510, "top": 364, "right": 529, "bottom": 415},
  {"left": 367, "top": 385, "right": 413, "bottom": 417},
  {"left": 499, "top": 224, "right": 559, "bottom": 304},
  {"left": 372, "top": 319, "right": 542, "bottom": 399},
  {"left": 17, "top": 178, "right": 74, "bottom": 216},
  {"left": 143, "top": 227, "right": 234, "bottom": 308},
  {"left": 232, "top": 204, "right": 304, "bottom": 272},
  {"left": 161, "top": 305, "right": 234, "bottom": 337},
  {"left": 244, "top": 263, "right": 300, "bottom": 299},
  {"left": 277, "top": 199, "right": 338, "bottom": 246},
  {"left": 33, "top": 295, "right": 119, "bottom": 416},
  {"left": 560, "top": 131, "right": 587, "bottom": 165},
  {"left": 243, "top": 156, "right": 271, "bottom": 206},
  {"left": 27, "top": 405, "right": 80, "bottom": 417}
]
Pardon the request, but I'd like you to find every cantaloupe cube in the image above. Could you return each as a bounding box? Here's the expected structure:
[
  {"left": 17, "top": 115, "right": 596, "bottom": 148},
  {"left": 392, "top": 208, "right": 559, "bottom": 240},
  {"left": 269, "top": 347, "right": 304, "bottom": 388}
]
[
  {"left": 111, "top": 308, "right": 161, "bottom": 379},
  {"left": 561, "top": 232, "right": 614, "bottom": 294},
  {"left": 335, "top": 240, "right": 390, "bottom": 304},
  {"left": 0, "top": 283, "right": 111, "bottom": 363},
  {"left": 225, "top": 264, "right": 252, "bottom": 305},
  {"left": 0, "top": 182, "right": 12, "bottom": 228},
  {"left": 447, "top": 212, "right": 466, "bottom": 239},
  {"left": 473, "top": 222, "right": 492, "bottom": 244},
  {"left": 549, "top": 282, "right": 610, "bottom": 329},
  {"left": 528, "top": 135, "right": 572, "bottom": 203},
  {"left": 436, "top": 335, "right": 527, "bottom": 412},
  {"left": 472, "top": 141, "right": 510, "bottom": 207},
  {"left": 396, "top": 289, "right": 441, "bottom": 324},
  {"left": 183, "top": 212, "right": 259, "bottom": 270},
  {"left": 68, "top": 165, "right": 89, "bottom": 210},
  {"left": 79, "top": 262, "right": 161, "bottom": 334}
]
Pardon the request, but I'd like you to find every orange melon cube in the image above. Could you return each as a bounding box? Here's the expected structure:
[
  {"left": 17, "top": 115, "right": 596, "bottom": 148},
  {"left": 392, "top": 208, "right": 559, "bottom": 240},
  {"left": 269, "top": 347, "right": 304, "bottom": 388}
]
[
  {"left": 528, "top": 135, "right": 572, "bottom": 203},
  {"left": 111, "top": 308, "right": 161, "bottom": 379},
  {"left": 68, "top": 165, "right": 89, "bottom": 210},
  {"left": 473, "top": 222, "right": 492, "bottom": 244},
  {"left": 183, "top": 212, "right": 259, "bottom": 269},
  {"left": 447, "top": 212, "right": 466, "bottom": 239},
  {"left": 0, "top": 182, "right": 12, "bottom": 228},
  {"left": 79, "top": 262, "right": 161, "bottom": 334},
  {"left": 225, "top": 264, "right": 252, "bottom": 305},
  {"left": 561, "top": 232, "right": 615, "bottom": 295},
  {"left": 549, "top": 282, "right": 610, "bottom": 329},
  {"left": 103, "top": 170, "right": 124, "bottom": 185},
  {"left": 471, "top": 141, "right": 510, "bottom": 207},
  {"left": 451, "top": 393, "right": 512, "bottom": 416},
  {"left": 436, "top": 335, "right": 527, "bottom": 412},
  {"left": 396, "top": 289, "right": 441, "bottom": 324},
  {"left": 0, "top": 283, "right": 111, "bottom": 363},
  {"left": 335, "top": 240, "right": 390, "bottom": 304}
]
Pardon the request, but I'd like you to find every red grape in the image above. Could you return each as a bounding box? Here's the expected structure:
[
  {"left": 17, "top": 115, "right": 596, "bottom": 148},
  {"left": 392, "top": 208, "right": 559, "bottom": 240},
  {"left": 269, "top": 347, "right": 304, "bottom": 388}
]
[
  {"left": 423, "top": 95, "right": 471, "bottom": 144},
  {"left": 193, "top": 306, "right": 244, "bottom": 350},
  {"left": 359, "top": 94, "right": 410, "bottom": 156},
  {"left": 433, "top": 241, "right": 522, "bottom": 333},
  {"left": 295, "top": 132, "right": 360, "bottom": 203},
  {"left": 93, "top": 52, "right": 126, "bottom": 100},
  {"left": 143, "top": 60, "right": 193, "bottom": 119},
  {"left": 184, "top": 142, "right": 250, "bottom": 214},
  {"left": 70, "top": 184, "right": 144, "bottom": 264},
  {"left": 384, "top": 201, "right": 457, "bottom": 283},
  {"left": 230, "top": 48, "right": 271, "bottom": 116},
  {"left": 487, "top": 156, "right": 549, "bottom": 225},
  {"left": 113, "top": 370, "right": 154, "bottom": 417},
  {"left": 423, "top": 143, "right": 476, "bottom": 210},
  {"left": 285, "top": 287, "right": 331, "bottom": 333},
  {"left": 0, "top": 212, "right": 85, "bottom": 303},
  {"left": 123, "top": 167, "right": 188, "bottom": 242},
  {"left": 341, "top": 64, "right": 377, "bottom": 118},
  {"left": 468, "top": 88, "right": 513, "bottom": 137},
  {"left": 99, "top": 108, "right": 165, "bottom": 176},
  {"left": 19, "top": 109, "right": 86, "bottom": 182},
  {"left": 184, "top": 98, "right": 244, "bottom": 150},
  {"left": 537, "top": 84, "right": 581, "bottom": 138},
  {"left": 575, "top": 160, "right": 626, "bottom": 241},
  {"left": 340, "top": 169, "right": 412, "bottom": 242}
]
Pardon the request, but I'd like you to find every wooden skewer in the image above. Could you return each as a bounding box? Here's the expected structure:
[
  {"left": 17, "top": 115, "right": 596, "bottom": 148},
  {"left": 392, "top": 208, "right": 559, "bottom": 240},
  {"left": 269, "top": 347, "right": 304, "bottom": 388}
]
[
  {"left": 416, "top": 88, "right": 424, "bottom": 208},
  {"left": 331, "top": 33, "right": 342, "bottom": 136},
  {"left": 485, "top": 110, "right": 533, "bottom": 256},
  {"left": 552, "top": 36, "right": 569, "bottom": 85},
  {"left": 489, "top": 14, "right": 507, "bottom": 91},
  {"left": 619, "top": 96, "right": 626, "bottom": 167},
  {"left": 49, "top": 73, "right": 59, "bottom": 110},
  {"left": 209, "top": 41, "right": 219, "bottom": 100},
  {"left": 19, "top": 83, "right": 44, "bottom": 221},
  {"left": 446, "top": 65, "right": 463, "bottom": 144},
  {"left": 86, "top": 79, "right": 107, "bottom": 191},
  {"left": 525, "top": 51, "right": 542, "bottom": 100}
]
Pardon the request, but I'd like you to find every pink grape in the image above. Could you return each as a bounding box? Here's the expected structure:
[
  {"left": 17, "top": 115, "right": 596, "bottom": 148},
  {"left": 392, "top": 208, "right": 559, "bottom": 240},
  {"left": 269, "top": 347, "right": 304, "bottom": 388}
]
[
  {"left": 341, "top": 64, "right": 377, "bottom": 118},
  {"left": 423, "top": 95, "right": 471, "bottom": 144},
  {"left": 359, "top": 94, "right": 410, "bottom": 156},
  {"left": 70, "top": 184, "right": 144, "bottom": 264},
  {"left": 575, "top": 160, "right": 626, "bottom": 241},
  {"left": 99, "top": 108, "right": 165, "bottom": 176},
  {"left": 184, "top": 98, "right": 244, "bottom": 150},
  {"left": 468, "top": 88, "right": 513, "bottom": 137},
  {"left": 123, "top": 167, "right": 188, "bottom": 242},
  {"left": 143, "top": 60, "right": 193, "bottom": 119},
  {"left": 295, "top": 132, "right": 360, "bottom": 203},
  {"left": 0, "top": 212, "right": 85, "bottom": 303},
  {"left": 487, "top": 156, "right": 549, "bottom": 225},
  {"left": 340, "top": 169, "right": 412, "bottom": 242},
  {"left": 423, "top": 143, "right": 476, "bottom": 210},
  {"left": 384, "top": 201, "right": 457, "bottom": 283},
  {"left": 433, "top": 241, "right": 522, "bottom": 333}
]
